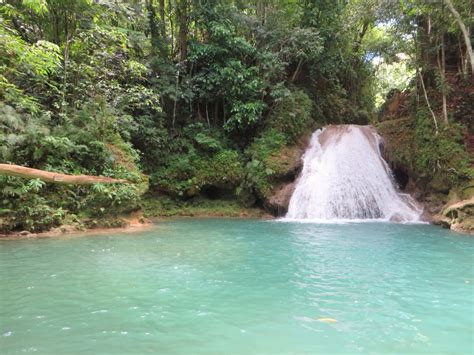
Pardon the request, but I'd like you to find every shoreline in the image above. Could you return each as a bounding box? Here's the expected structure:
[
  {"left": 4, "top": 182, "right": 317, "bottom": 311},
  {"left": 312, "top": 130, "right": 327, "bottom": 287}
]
[
  {"left": 0, "top": 221, "right": 154, "bottom": 240},
  {"left": 0, "top": 211, "right": 274, "bottom": 240},
  {"left": 1, "top": 211, "right": 471, "bottom": 239}
]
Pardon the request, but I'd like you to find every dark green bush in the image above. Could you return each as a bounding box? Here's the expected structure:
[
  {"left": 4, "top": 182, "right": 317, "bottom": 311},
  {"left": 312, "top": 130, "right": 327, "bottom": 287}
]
[
  {"left": 243, "top": 129, "right": 287, "bottom": 198},
  {"left": 150, "top": 148, "right": 244, "bottom": 198},
  {"left": 84, "top": 183, "right": 142, "bottom": 216},
  {"left": 414, "top": 111, "right": 472, "bottom": 191},
  {"left": 149, "top": 123, "right": 245, "bottom": 198},
  {"left": 267, "top": 89, "right": 312, "bottom": 143},
  {"left": 0, "top": 177, "right": 65, "bottom": 232}
]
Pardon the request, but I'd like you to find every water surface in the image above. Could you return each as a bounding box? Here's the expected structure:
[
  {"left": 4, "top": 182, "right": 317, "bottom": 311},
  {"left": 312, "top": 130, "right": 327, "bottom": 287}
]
[{"left": 0, "top": 220, "right": 473, "bottom": 354}]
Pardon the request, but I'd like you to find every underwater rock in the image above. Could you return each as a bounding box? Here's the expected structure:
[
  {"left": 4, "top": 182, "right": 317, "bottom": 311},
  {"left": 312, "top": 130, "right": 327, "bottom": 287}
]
[{"left": 317, "top": 317, "right": 338, "bottom": 323}]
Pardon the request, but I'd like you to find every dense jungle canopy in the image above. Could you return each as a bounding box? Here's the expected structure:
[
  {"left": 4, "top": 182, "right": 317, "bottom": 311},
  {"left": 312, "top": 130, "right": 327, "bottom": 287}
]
[{"left": 0, "top": 0, "right": 472, "bottom": 233}]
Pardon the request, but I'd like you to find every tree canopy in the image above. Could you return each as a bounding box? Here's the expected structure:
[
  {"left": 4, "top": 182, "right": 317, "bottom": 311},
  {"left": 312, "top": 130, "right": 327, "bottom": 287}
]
[{"left": 1, "top": 0, "right": 472, "bottom": 232}]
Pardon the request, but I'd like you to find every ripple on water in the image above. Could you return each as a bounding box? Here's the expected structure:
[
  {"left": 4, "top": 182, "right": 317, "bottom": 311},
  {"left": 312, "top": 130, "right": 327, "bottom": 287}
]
[{"left": 0, "top": 220, "right": 472, "bottom": 354}]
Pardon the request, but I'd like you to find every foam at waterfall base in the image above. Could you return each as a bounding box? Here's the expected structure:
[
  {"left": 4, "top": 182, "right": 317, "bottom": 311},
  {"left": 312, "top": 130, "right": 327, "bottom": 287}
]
[
  {"left": 284, "top": 125, "right": 422, "bottom": 222},
  {"left": 278, "top": 217, "right": 427, "bottom": 224}
]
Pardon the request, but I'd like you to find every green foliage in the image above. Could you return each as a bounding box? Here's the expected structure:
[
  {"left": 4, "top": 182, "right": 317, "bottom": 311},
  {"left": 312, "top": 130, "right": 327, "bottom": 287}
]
[
  {"left": 187, "top": 15, "right": 267, "bottom": 134},
  {"left": 0, "top": 95, "right": 143, "bottom": 233},
  {"left": 141, "top": 195, "right": 265, "bottom": 218},
  {"left": 267, "top": 89, "right": 312, "bottom": 143},
  {"left": 150, "top": 127, "right": 244, "bottom": 198},
  {"left": 243, "top": 129, "right": 288, "bottom": 198},
  {"left": 0, "top": 172, "right": 142, "bottom": 233},
  {"left": 414, "top": 112, "right": 472, "bottom": 190},
  {"left": 378, "top": 112, "right": 473, "bottom": 195},
  {"left": 8, "top": 0, "right": 467, "bottom": 230},
  {"left": 85, "top": 183, "right": 142, "bottom": 216},
  {"left": 0, "top": 25, "right": 60, "bottom": 112},
  {"left": 373, "top": 59, "right": 414, "bottom": 108},
  {"left": 194, "top": 132, "right": 222, "bottom": 152},
  {"left": 0, "top": 176, "right": 65, "bottom": 232}
]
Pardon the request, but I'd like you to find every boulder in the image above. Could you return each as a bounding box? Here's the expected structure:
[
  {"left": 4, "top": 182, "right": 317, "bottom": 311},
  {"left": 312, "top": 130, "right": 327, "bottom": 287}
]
[
  {"left": 264, "top": 181, "right": 298, "bottom": 216},
  {"left": 262, "top": 139, "right": 308, "bottom": 216},
  {"left": 433, "top": 197, "right": 474, "bottom": 234}
]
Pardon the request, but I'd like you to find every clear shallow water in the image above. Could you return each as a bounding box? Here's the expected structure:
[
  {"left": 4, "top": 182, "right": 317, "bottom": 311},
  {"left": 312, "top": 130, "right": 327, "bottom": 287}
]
[{"left": 0, "top": 220, "right": 473, "bottom": 354}]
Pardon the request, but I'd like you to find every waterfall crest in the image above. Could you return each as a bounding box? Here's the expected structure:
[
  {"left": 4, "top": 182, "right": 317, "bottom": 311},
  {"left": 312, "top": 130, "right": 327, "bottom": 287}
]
[{"left": 286, "top": 125, "right": 422, "bottom": 222}]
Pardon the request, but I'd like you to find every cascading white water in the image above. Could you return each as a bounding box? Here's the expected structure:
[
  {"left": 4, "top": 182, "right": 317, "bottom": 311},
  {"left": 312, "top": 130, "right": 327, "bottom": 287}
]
[{"left": 286, "top": 125, "right": 422, "bottom": 222}]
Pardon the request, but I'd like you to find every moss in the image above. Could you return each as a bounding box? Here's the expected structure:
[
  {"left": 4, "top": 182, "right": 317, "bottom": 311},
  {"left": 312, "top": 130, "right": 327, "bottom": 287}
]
[
  {"left": 377, "top": 113, "right": 472, "bottom": 193},
  {"left": 377, "top": 117, "right": 415, "bottom": 172},
  {"left": 141, "top": 195, "right": 266, "bottom": 218},
  {"left": 242, "top": 127, "right": 306, "bottom": 202},
  {"left": 266, "top": 145, "right": 304, "bottom": 178},
  {"left": 461, "top": 181, "right": 474, "bottom": 200},
  {"left": 441, "top": 199, "right": 474, "bottom": 234},
  {"left": 151, "top": 148, "right": 244, "bottom": 198},
  {"left": 83, "top": 216, "right": 129, "bottom": 229},
  {"left": 243, "top": 129, "right": 286, "bottom": 198}
]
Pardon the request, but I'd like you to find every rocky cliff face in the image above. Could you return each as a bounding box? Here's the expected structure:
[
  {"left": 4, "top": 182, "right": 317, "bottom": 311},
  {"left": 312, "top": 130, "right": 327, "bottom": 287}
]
[
  {"left": 262, "top": 138, "right": 308, "bottom": 216},
  {"left": 432, "top": 198, "right": 474, "bottom": 234},
  {"left": 377, "top": 118, "right": 473, "bottom": 233},
  {"left": 376, "top": 78, "right": 473, "bottom": 234},
  {"left": 265, "top": 180, "right": 298, "bottom": 216}
]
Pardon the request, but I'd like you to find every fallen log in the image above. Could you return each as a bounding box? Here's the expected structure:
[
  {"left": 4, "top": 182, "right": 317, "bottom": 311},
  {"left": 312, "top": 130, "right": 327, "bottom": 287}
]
[{"left": 0, "top": 164, "right": 129, "bottom": 185}]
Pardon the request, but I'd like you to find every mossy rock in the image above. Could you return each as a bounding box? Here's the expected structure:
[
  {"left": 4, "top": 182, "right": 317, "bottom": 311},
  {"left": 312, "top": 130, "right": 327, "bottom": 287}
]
[
  {"left": 460, "top": 180, "right": 474, "bottom": 200},
  {"left": 428, "top": 174, "right": 451, "bottom": 194},
  {"left": 265, "top": 145, "right": 304, "bottom": 180},
  {"left": 441, "top": 197, "right": 474, "bottom": 234}
]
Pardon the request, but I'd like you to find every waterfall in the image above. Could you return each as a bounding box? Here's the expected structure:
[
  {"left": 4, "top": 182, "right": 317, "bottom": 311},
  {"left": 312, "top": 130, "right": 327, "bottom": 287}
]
[{"left": 286, "top": 125, "right": 422, "bottom": 222}]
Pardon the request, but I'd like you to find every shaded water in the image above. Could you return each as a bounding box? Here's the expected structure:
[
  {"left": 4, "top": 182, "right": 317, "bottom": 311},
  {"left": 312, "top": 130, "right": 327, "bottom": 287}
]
[
  {"left": 0, "top": 220, "right": 473, "bottom": 354},
  {"left": 287, "top": 125, "right": 421, "bottom": 221}
]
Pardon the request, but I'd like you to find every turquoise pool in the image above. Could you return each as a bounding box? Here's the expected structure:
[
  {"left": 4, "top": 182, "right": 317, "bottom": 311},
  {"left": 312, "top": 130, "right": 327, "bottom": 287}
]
[{"left": 0, "top": 220, "right": 473, "bottom": 354}]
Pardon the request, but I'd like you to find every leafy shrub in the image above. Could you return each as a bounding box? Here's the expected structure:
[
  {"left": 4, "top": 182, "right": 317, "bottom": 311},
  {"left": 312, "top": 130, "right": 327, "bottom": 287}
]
[
  {"left": 193, "top": 133, "right": 222, "bottom": 152},
  {"left": 0, "top": 173, "right": 143, "bottom": 233},
  {"left": 151, "top": 149, "right": 244, "bottom": 198},
  {"left": 149, "top": 125, "right": 244, "bottom": 198},
  {"left": 243, "top": 129, "right": 287, "bottom": 198},
  {"left": 414, "top": 112, "right": 472, "bottom": 191},
  {"left": 0, "top": 177, "right": 65, "bottom": 232},
  {"left": 198, "top": 150, "right": 244, "bottom": 188},
  {"left": 84, "top": 183, "right": 142, "bottom": 216},
  {"left": 267, "top": 89, "right": 312, "bottom": 143},
  {"left": 378, "top": 111, "right": 473, "bottom": 195}
]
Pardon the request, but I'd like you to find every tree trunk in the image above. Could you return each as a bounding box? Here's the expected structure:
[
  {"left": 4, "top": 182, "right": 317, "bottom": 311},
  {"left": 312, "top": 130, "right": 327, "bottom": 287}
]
[
  {"left": 444, "top": 0, "right": 474, "bottom": 75},
  {"left": 157, "top": 0, "right": 168, "bottom": 57},
  {"left": 437, "top": 33, "right": 448, "bottom": 124},
  {"left": 256, "top": 0, "right": 267, "bottom": 25},
  {"left": 458, "top": 35, "right": 467, "bottom": 76},
  {"left": 172, "top": 70, "right": 179, "bottom": 128},
  {"left": 353, "top": 20, "right": 370, "bottom": 54},
  {"left": 418, "top": 72, "right": 439, "bottom": 135},
  {"left": 177, "top": 0, "right": 188, "bottom": 61},
  {"left": 0, "top": 164, "right": 129, "bottom": 185},
  {"left": 159, "top": 0, "right": 166, "bottom": 38},
  {"left": 291, "top": 59, "right": 303, "bottom": 82},
  {"left": 205, "top": 100, "right": 210, "bottom": 128},
  {"left": 146, "top": 0, "right": 165, "bottom": 58},
  {"left": 168, "top": 0, "right": 175, "bottom": 55}
]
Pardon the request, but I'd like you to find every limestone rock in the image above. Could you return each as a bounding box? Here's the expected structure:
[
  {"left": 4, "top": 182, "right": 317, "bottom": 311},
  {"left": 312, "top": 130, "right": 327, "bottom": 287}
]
[
  {"left": 264, "top": 181, "right": 297, "bottom": 216},
  {"left": 261, "top": 136, "right": 308, "bottom": 217},
  {"left": 435, "top": 197, "right": 474, "bottom": 234}
]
